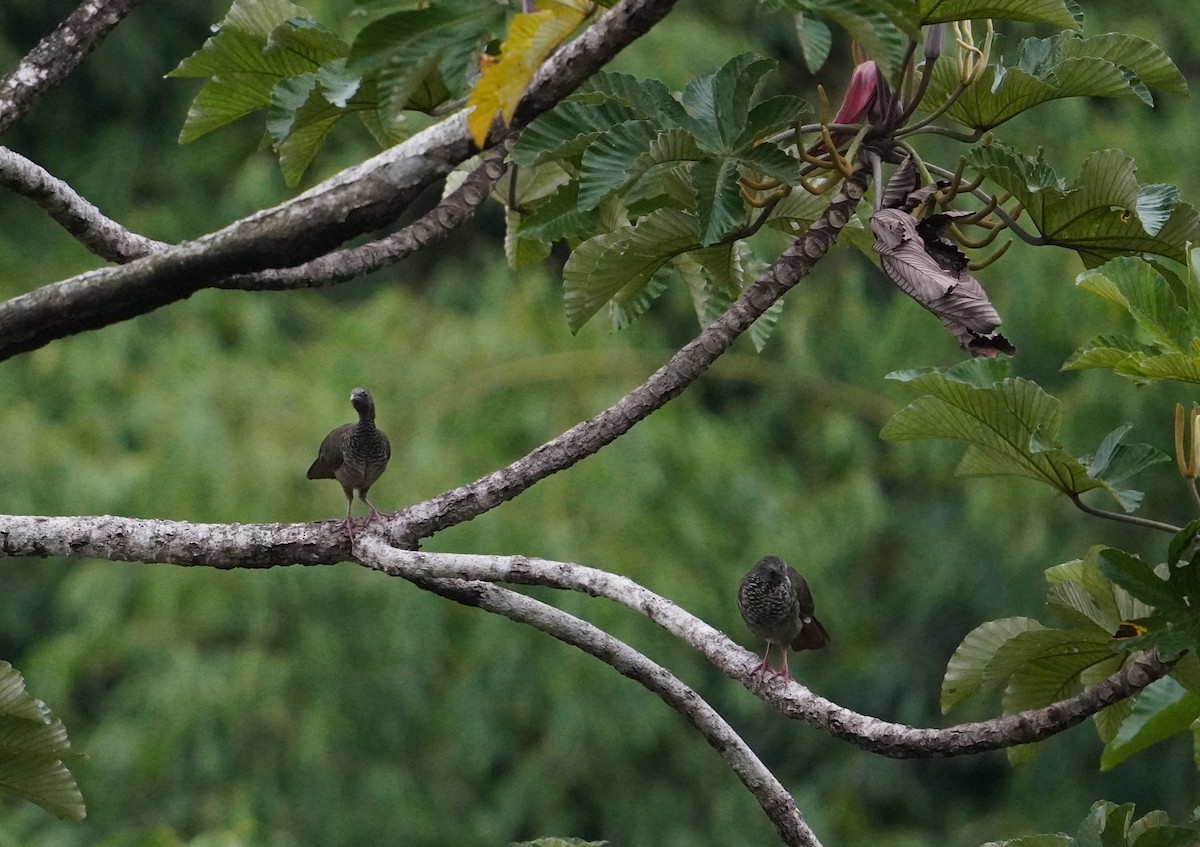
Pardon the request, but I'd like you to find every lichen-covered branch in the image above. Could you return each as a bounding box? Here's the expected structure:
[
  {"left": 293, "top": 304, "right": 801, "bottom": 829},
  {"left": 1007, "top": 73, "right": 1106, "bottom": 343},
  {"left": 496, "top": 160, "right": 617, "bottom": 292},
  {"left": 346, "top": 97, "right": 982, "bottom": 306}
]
[
  {"left": 0, "top": 0, "right": 681, "bottom": 362},
  {"left": 0, "top": 0, "right": 142, "bottom": 134},
  {"left": 0, "top": 146, "right": 166, "bottom": 262},
  {"left": 218, "top": 139, "right": 512, "bottom": 291},
  {"left": 0, "top": 518, "right": 1168, "bottom": 760},
  {"left": 388, "top": 569, "right": 822, "bottom": 847}
]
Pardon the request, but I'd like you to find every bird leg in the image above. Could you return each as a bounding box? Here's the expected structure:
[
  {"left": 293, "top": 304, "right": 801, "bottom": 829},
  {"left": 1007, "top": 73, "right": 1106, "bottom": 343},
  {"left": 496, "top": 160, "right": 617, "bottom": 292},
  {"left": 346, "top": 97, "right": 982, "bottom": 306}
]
[
  {"left": 750, "top": 644, "right": 793, "bottom": 682},
  {"left": 750, "top": 644, "right": 776, "bottom": 680},
  {"left": 360, "top": 495, "right": 386, "bottom": 528},
  {"left": 342, "top": 497, "right": 358, "bottom": 543}
]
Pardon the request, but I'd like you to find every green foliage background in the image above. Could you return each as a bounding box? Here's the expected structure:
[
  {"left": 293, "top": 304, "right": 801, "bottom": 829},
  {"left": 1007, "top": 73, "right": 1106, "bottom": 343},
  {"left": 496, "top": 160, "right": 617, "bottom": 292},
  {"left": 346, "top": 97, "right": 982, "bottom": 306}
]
[{"left": 1, "top": 0, "right": 1198, "bottom": 844}]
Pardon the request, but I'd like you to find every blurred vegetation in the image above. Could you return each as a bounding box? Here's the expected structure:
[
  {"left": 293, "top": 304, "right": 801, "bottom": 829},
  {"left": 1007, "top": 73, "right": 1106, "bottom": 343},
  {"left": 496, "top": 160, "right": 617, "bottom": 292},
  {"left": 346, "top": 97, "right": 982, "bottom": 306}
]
[{"left": 1, "top": 0, "right": 1198, "bottom": 845}]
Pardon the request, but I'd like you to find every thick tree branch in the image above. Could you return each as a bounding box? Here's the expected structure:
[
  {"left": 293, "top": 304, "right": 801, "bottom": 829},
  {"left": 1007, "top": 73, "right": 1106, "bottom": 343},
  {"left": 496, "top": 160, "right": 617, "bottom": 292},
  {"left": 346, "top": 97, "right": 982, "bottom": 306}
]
[
  {"left": 355, "top": 544, "right": 1174, "bottom": 758},
  {"left": 0, "top": 146, "right": 166, "bottom": 261},
  {"left": 392, "top": 167, "right": 871, "bottom": 545},
  {"left": 0, "top": 0, "right": 680, "bottom": 362},
  {"left": 217, "top": 139, "right": 512, "bottom": 291},
  {"left": 1, "top": 518, "right": 1169, "bottom": 760},
  {"left": 0, "top": 0, "right": 142, "bottom": 134},
  {"left": 393, "top": 571, "right": 822, "bottom": 847}
]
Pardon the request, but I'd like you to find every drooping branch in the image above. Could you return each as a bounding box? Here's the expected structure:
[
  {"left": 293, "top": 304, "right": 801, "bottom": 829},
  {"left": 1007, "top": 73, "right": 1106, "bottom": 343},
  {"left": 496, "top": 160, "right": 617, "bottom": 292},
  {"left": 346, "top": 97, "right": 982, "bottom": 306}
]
[
  {"left": 393, "top": 570, "right": 822, "bottom": 847},
  {"left": 355, "top": 544, "right": 1174, "bottom": 758},
  {"left": 393, "top": 166, "right": 871, "bottom": 545},
  {"left": 0, "top": 0, "right": 143, "bottom": 134},
  {"left": 0, "top": 517, "right": 1169, "bottom": 761},
  {"left": 0, "top": 146, "right": 166, "bottom": 261},
  {"left": 0, "top": 0, "right": 682, "bottom": 362}
]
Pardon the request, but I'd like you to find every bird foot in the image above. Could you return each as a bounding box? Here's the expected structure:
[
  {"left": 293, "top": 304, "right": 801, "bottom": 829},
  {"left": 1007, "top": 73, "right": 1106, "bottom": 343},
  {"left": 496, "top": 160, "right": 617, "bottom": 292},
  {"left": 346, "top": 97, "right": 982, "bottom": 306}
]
[{"left": 749, "top": 659, "right": 792, "bottom": 683}]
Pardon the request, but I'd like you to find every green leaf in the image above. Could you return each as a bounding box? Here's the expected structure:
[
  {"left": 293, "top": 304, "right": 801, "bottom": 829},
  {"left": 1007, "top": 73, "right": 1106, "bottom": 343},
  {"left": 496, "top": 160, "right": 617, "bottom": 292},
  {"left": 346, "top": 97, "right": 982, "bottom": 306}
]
[
  {"left": 765, "top": 0, "right": 912, "bottom": 76},
  {"left": 735, "top": 94, "right": 810, "bottom": 149},
  {"left": 942, "top": 616, "right": 1046, "bottom": 712},
  {"left": 920, "top": 32, "right": 1178, "bottom": 130},
  {"left": 915, "top": 0, "right": 1079, "bottom": 27},
  {"left": 512, "top": 101, "right": 651, "bottom": 166},
  {"left": 968, "top": 143, "right": 1200, "bottom": 269},
  {"left": 562, "top": 209, "right": 701, "bottom": 332},
  {"left": 1168, "top": 519, "right": 1200, "bottom": 567},
  {"left": 348, "top": 0, "right": 504, "bottom": 121},
  {"left": 680, "top": 54, "right": 777, "bottom": 152},
  {"left": 1096, "top": 548, "right": 1183, "bottom": 613},
  {"left": 0, "top": 661, "right": 85, "bottom": 821},
  {"left": 518, "top": 181, "right": 602, "bottom": 243},
  {"left": 1100, "top": 677, "right": 1200, "bottom": 770},
  {"left": 999, "top": 630, "right": 1116, "bottom": 715},
  {"left": 1062, "top": 334, "right": 1159, "bottom": 374},
  {"left": 1076, "top": 258, "right": 1196, "bottom": 351},
  {"left": 882, "top": 362, "right": 1142, "bottom": 509},
  {"left": 170, "top": 0, "right": 328, "bottom": 143},
  {"left": 794, "top": 14, "right": 832, "bottom": 74},
  {"left": 690, "top": 157, "right": 744, "bottom": 246}
]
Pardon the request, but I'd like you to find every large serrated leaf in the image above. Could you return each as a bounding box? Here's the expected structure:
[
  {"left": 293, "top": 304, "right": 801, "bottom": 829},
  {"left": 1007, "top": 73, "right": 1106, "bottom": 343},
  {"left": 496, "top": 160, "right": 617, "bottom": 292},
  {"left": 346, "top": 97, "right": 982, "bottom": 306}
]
[
  {"left": 735, "top": 95, "right": 810, "bottom": 150},
  {"left": 968, "top": 143, "right": 1200, "bottom": 268},
  {"left": 942, "top": 616, "right": 1046, "bottom": 712},
  {"left": 916, "top": 0, "right": 1079, "bottom": 27},
  {"left": 998, "top": 630, "right": 1115, "bottom": 714},
  {"left": 1100, "top": 677, "right": 1200, "bottom": 771},
  {"left": 766, "top": 0, "right": 914, "bottom": 75},
  {"left": 350, "top": 0, "right": 505, "bottom": 122},
  {"left": 882, "top": 367, "right": 1105, "bottom": 500},
  {"left": 691, "top": 157, "right": 744, "bottom": 246},
  {"left": 0, "top": 662, "right": 84, "bottom": 821},
  {"left": 562, "top": 209, "right": 701, "bottom": 332},
  {"left": 170, "top": 0, "right": 328, "bottom": 143},
  {"left": 512, "top": 101, "right": 650, "bottom": 166},
  {"left": 1076, "top": 257, "right": 1197, "bottom": 350},
  {"left": 681, "top": 54, "right": 778, "bottom": 152},
  {"left": 1097, "top": 548, "right": 1182, "bottom": 612},
  {"left": 577, "top": 121, "right": 664, "bottom": 210},
  {"left": 921, "top": 31, "right": 1180, "bottom": 131}
]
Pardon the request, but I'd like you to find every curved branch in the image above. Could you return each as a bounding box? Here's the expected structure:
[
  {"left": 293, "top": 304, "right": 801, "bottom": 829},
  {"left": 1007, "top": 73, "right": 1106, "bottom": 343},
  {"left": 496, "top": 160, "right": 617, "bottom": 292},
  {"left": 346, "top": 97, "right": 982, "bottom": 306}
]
[
  {"left": 392, "top": 166, "right": 871, "bottom": 545},
  {"left": 218, "top": 139, "right": 512, "bottom": 291},
  {"left": 0, "top": 0, "right": 142, "bottom": 134},
  {"left": 391, "top": 571, "right": 822, "bottom": 847},
  {"left": 0, "top": 518, "right": 1173, "bottom": 759},
  {"left": 0, "top": 146, "right": 166, "bottom": 261},
  {"left": 356, "top": 543, "right": 1174, "bottom": 759},
  {"left": 0, "top": 0, "right": 682, "bottom": 362}
]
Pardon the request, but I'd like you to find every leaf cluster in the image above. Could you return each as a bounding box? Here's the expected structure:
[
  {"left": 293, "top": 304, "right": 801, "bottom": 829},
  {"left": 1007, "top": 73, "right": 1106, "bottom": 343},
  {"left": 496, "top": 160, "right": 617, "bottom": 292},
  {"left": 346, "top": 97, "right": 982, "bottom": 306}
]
[
  {"left": 881, "top": 358, "right": 1167, "bottom": 513},
  {"left": 980, "top": 799, "right": 1200, "bottom": 847},
  {"left": 1066, "top": 254, "right": 1200, "bottom": 384},
  {"left": 508, "top": 54, "right": 821, "bottom": 341}
]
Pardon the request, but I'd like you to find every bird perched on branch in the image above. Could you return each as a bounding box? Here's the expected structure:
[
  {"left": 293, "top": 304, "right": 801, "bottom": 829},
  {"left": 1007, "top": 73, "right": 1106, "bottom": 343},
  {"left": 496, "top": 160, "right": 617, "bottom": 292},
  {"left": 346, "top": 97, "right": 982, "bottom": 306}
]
[
  {"left": 737, "top": 555, "right": 829, "bottom": 681},
  {"left": 307, "top": 387, "right": 391, "bottom": 542}
]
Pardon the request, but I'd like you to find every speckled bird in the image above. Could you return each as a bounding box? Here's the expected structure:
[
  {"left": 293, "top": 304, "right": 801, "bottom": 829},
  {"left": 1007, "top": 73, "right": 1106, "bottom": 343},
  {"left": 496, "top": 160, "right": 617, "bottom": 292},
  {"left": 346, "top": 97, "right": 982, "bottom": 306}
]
[
  {"left": 737, "top": 555, "right": 829, "bottom": 680},
  {"left": 307, "top": 387, "right": 391, "bottom": 542}
]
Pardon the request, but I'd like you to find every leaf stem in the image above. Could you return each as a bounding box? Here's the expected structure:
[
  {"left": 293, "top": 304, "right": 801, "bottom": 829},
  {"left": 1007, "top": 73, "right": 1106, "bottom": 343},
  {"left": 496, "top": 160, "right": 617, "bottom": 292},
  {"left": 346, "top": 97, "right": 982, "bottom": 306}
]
[{"left": 1068, "top": 494, "right": 1182, "bottom": 534}]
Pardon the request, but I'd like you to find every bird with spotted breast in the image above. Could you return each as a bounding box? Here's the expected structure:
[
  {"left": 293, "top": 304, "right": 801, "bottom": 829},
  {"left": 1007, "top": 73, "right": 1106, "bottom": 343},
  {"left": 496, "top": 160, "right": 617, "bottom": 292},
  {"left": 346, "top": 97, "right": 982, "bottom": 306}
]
[
  {"left": 307, "top": 387, "right": 391, "bottom": 542},
  {"left": 737, "top": 555, "right": 829, "bottom": 681}
]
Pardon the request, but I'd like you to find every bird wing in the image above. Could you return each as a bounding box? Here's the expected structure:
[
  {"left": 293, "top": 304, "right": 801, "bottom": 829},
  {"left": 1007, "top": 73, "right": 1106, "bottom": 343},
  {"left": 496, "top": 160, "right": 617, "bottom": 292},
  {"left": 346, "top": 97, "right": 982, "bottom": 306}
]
[
  {"left": 306, "top": 423, "right": 351, "bottom": 479},
  {"left": 791, "top": 616, "right": 830, "bottom": 651}
]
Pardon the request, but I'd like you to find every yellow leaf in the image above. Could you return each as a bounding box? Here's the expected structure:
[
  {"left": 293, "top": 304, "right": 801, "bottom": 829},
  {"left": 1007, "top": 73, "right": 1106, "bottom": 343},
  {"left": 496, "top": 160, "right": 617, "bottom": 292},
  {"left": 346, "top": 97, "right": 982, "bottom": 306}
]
[{"left": 466, "top": 0, "right": 588, "bottom": 147}]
